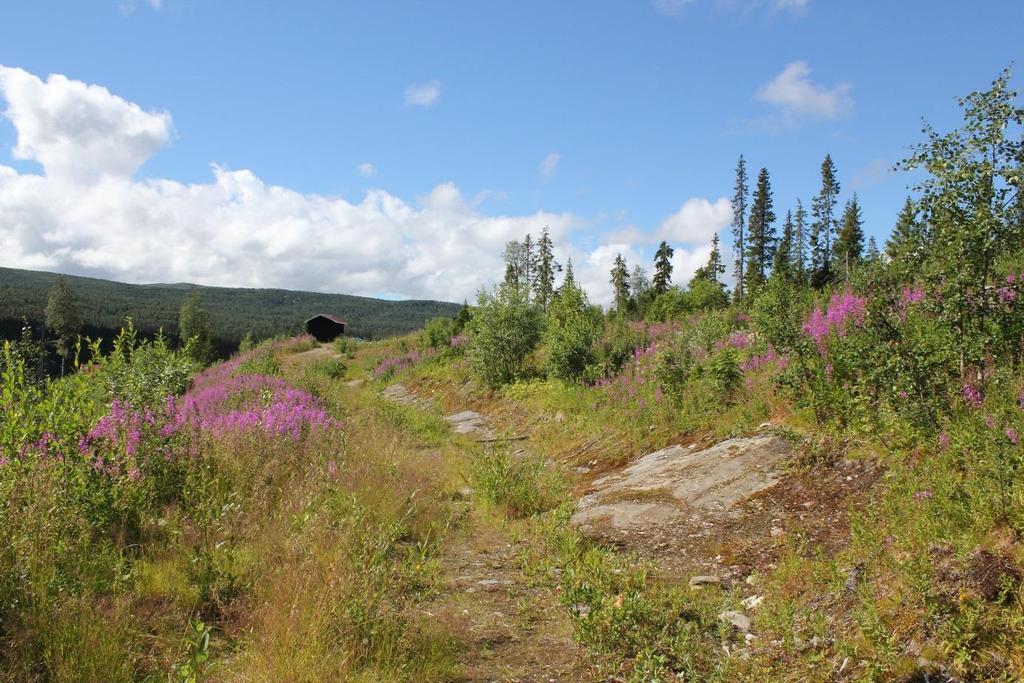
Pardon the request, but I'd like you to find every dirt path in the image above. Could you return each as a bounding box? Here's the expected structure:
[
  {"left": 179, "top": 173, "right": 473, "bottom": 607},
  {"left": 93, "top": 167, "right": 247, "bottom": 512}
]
[{"left": 382, "top": 383, "right": 602, "bottom": 681}]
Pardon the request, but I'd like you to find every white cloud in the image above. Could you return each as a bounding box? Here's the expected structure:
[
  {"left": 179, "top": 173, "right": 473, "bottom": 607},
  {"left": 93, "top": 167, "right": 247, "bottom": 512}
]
[
  {"left": 755, "top": 61, "right": 852, "bottom": 123},
  {"left": 657, "top": 197, "right": 732, "bottom": 244},
  {"left": 0, "top": 66, "right": 172, "bottom": 184},
  {"left": 403, "top": 80, "right": 441, "bottom": 107},
  {"left": 357, "top": 162, "right": 375, "bottom": 177},
  {"left": 0, "top": 66, "right": 726, "bottom": 307},
  {"left": 539, "top": 152, "right": 560, "bottom": 179}
]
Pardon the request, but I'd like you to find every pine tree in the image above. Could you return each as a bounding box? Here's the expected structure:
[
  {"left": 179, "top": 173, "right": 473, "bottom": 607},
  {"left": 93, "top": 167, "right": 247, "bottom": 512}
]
[
  {"left": 731, "top": 155, "right": 749, "bottom": 299},
  {"left": 810, "top": 154, "right": 840, "bottom": 288},
  {"left": 792, "top": 198, "right": 808, "bottom": 283},
  {"left": 744, "top": 167, "right": 776, "bottom": 293},
  {"left": 44, "top": 276, "right": 81, "bottom": 375},
  {"left": 652, "top": 241, "right": 674, "bottom": 295},
  {"left": 179, "top": 290, "right": 214, "bottom": 365},
  {"left": 610, "top": 254, "right": 630, "bottom": 311},
  {"left": 834, "top": 193, "right": 865, "bottom": 278},
  {"left": 772, "top": 210, "right": 795, "bottom": 282},
  {"left": 533, "top": 226, "right": 560, "bottom": 309}
]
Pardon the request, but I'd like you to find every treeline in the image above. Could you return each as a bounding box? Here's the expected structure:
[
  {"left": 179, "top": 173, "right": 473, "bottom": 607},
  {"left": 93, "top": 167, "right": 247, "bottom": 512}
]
[{"left": 0, "top": 266, "right": 461, "bottom": 355}]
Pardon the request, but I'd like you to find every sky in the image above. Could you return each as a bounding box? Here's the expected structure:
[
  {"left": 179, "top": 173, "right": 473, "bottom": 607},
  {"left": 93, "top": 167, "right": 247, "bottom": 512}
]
[{"left": 0, "top": 0, "right": 1021, "bottom": 305}]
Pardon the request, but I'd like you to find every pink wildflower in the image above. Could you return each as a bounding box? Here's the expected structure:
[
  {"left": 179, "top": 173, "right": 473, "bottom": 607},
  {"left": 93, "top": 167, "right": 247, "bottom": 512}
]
[
  {"left": 962, "top": 383, "right": 983, "bottom": 409},
  {"left": 937, "top": 432, "right": 951, "bottom": 450},
  {"left": 1007, "top": 428, "right": 1020, "bottom": 445},
  {"left": 913, "top": 490, "right": 934, "bottom": 501}
]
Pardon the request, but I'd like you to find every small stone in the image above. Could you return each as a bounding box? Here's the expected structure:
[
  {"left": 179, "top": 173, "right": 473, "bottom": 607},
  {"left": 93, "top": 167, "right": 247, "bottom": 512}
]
[
  {"left": 718, "top": 610, "right": 751, "bottom": 633},
  {"left": 741, "top": 594, "right": 764, "bottom": 610},
  {"left": 689, "top": 575, "right": 722, "bottom": 589},
  {"left": 758, "top": 422, "right": 772, "bottom": 429},
  {"left": 845, "top": 564, "right": 864, "bottom": 592},
  {"left": 770, "top": 526, "right": 784, "bottom": 538}
]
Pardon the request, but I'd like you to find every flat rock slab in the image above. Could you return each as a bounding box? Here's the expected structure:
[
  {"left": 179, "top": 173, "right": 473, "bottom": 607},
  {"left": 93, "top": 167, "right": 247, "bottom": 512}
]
[
  {"left": 383, "top": 383, "right": 417, "bottom": 404},
  {"left": 445, "top": 410, "right": 495, "bottom": 439},
  {"left": 571, "top": 434, "right": 792, "bottom": 539}
]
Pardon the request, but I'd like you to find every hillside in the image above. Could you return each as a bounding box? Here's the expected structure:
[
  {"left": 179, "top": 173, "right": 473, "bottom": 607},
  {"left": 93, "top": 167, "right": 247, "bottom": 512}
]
[{"left": 0, "top": 266, "right": 461, "bottom": 347}]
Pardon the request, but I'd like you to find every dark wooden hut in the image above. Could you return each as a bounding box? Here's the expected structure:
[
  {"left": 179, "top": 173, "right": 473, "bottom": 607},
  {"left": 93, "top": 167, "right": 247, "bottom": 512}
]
[{"left": 305, "top": 314, "right": 346, "bottom": 342}]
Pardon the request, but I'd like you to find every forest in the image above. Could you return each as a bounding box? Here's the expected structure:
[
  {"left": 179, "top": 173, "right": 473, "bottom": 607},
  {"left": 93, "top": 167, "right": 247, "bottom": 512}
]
[{"left": 0, "top": 266, "right": 461, "bottom": 354}]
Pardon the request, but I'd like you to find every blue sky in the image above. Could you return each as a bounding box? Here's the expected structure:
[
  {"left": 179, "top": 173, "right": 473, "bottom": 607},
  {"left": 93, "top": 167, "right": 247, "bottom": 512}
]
[{"left": 0, "top": 0, "right": 1022, "bottom": 302}]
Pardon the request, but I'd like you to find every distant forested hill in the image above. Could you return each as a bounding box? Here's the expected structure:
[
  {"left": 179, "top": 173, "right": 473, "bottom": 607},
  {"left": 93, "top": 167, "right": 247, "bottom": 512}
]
[{"left": 0, "top": 266, "right": 460, "bottom": 352}]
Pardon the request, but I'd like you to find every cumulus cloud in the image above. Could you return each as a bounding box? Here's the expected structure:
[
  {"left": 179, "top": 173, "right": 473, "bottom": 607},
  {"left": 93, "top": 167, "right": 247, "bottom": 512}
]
[
  {"left": 0, "top": 65, "right": 724, "bottom": 307},
  {"left": 657, "top": 197, "right": 732, "bottom": 244},
  {"left": 0, "top": 66, "right": 172, "bottom": 183},
  {"left": 755, "top": 61, "right": 852, "bottom": 123},
  {"left": 403, "top": 80, "right": 441, "bottom": 107},
  {"left": 539, "top": 152, "right": 560, "bottom": 179},
  {"left": 356, "top": 162, "right": 375, "bottom": 177}
]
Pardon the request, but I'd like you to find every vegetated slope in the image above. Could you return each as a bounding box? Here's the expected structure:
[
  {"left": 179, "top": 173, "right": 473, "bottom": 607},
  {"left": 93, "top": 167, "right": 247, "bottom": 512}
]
[{"left": 0, "top": 266, "right": 460, "bottom": 346}]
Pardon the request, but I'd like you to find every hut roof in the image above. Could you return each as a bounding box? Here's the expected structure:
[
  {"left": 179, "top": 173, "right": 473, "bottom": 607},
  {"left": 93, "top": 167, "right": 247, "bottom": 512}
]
[{"left": 305, "top": 313, "right": 346, "bottom": 325}]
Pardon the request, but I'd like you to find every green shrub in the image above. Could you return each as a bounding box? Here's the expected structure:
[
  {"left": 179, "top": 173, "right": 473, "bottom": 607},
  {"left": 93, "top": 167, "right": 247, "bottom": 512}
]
[
  {"left": 421, "top": 317, "right": 457, "bottom": 349},
  {"left": 311, "top": 356, "right": 347, "bottom": 380},
  {"left": 469, "top": 446, "right": 563, "bottom": 518},
  {"left": 333, "top": 336, "right": 359, "bottom": 357},
  {"left": 468, "top": 285, "right": 542, "bottom": 388},
  {"left": 542, "top": 280, "right": 602, "bottom": 382}
]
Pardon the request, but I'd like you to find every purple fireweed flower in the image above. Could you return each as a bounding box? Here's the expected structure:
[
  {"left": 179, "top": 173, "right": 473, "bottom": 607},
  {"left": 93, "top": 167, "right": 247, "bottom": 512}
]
[
  {"left": 1009, "top": 273, "right": 1018, "bottom": 284},
  {"left": 962, "top": 383, "right": 983, "bottom": 409},
  {"left": 985, "top": 415, "right": 996, "bottom": 429},
  {"left": 900, "top": 286, "right": 926, "bottom": 306},
  {"left": 803, "top": 290, "right": 867, "bottom": 353},
  {"left": 897, "top": 390, "right": 909, "bottom": 399},
  {"left": 326, "top": 460, "right": 338, "bottom": 479},
  {"left": 997, "top": 287, "right": 1017, "bottom": 304},
  {"left": 450, "top": 334, "right": 468, "bottom": 349},
  {"left": 1007, "top": 428, "right": 1020, "bottom": 445}
]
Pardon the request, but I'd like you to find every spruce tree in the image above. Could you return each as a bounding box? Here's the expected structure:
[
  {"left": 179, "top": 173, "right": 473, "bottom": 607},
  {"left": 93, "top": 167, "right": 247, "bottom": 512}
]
[
  {"left": 792, "top": 198, "right": 808, "bottom": 283},
  {"left": 885, "top": 197, "right": 923, "bottom": 262},
  {"left": 772, "top": 211, "right": 795, "bottom": 282},
  {"left": 610, "top": 254, "right": 630, "bottom": 311},
  {"left": 44, "top": 276, "right": 81, "bottom": 375},
  {"left": 731, "top": 155, "right": 749, "bottom": 298},
  {"left": 834, "top": 193, "right": 865, "bottom": 278},
  {"left": 522, "top": 233, "right": 535, "bottom": 294},
  {"left": 743, "top": 167, "right": 776, "bottom": 293},
  {"left": 561, "top": 257, "right": 576, "bottom": 290},
  {"left": 866, "top": 236, "right": 880, "bottom": 262},
  {"left": 533, "top": 226, "right": 560, "bottom": 309},
  {"left": 705, "top": 232, "right": 726, "bottom": 283},
  {"left": 652, "top": 241, "right": 674, "bottom": 295},
  {"left": 179, "top": 290, "right": 214, "bottom": 365},
  {"left": 809, "top": 154, "right": 840, "bottom": 288}
]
